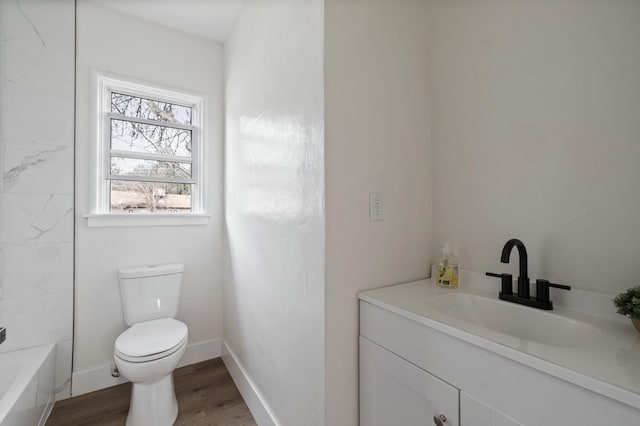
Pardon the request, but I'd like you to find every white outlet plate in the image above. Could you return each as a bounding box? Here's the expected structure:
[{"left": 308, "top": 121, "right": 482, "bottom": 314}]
[{"left": 369, "top": 192, "right": 383, "bottom": 221}]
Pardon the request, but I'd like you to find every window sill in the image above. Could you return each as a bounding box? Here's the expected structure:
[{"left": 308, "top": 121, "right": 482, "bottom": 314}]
[{"left": 85, "top": 213, "right": 210, "bottom": 228}]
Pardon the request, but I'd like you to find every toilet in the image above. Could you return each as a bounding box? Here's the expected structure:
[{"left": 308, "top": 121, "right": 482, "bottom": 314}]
[{"left": 114, "top": 264, "right": 189, "bottom": 426}]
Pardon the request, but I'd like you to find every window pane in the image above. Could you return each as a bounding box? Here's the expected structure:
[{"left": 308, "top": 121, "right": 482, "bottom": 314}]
[
  {"left": 111, "top": 119, "right": 192, "bottom": 157},
  {"left": 111, "top": 92, "right": 192, "bottom": 125},
  {"left": 110, "top": 180, "right": 192, "bottom": 213},
  {"left": 111, "top": 157, "right": 192, "bottom": 179}
]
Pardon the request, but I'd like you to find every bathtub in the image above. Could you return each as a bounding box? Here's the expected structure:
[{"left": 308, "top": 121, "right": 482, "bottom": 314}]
[{"left": 0, "top": 344, "right": 56, "bottom": 426}]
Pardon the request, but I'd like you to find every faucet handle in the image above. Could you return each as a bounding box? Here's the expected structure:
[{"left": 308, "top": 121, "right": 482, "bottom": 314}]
[
  {"left": 536, "top": 279, "right": 571, "bottom": 306},
  {"left": 549, "top": 282, "right": 571, "bottom": 291},
  {"left": 486, "top": 272, "right": 513, "bottom": 296}
]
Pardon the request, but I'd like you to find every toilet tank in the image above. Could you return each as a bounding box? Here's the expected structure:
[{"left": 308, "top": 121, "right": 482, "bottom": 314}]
[{"left": 118, "top": 263, "right": 184, "bottom": 326}]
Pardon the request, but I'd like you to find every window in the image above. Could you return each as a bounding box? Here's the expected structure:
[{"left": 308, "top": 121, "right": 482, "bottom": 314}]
[{"left": 89, "top": 73, "right": 207, "bottom": 226}]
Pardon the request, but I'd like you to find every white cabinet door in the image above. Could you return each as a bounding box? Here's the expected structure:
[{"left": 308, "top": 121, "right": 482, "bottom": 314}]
[
  {"left": 460, "top": 392, "right": 522, "bottom": 426},
  {"left": 360, "top": 336, "right": 459, "bottom": 426}
]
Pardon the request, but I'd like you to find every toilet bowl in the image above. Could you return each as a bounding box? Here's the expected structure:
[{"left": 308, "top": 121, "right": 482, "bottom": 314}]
[
  {"left": 114, "top": 318, "right": 188, "bottom": 426},
  {"left": 114, "top": 264, "right": 188, "bottom": 426}
]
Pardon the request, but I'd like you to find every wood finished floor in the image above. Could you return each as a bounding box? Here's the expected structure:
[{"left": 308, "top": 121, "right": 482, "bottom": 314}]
[{"left": 46, "top": 358, "right": 257, "bottom": 426}]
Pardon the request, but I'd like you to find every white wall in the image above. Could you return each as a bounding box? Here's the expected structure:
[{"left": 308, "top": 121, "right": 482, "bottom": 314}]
[
  {"left": 427, "top": 0, "right": 640, "bottom": 295},
  {"left": 324, "top": 0, "right": 432, "bottom": 424},
  {"left": 223, "top": 0, "right": 325, "bottom": 424},
  {"left": 0, "top": 0, "right": 75, "bottom": 400},
  {"left": 74, "top": 1, "right": 224, "bottom": 394}
]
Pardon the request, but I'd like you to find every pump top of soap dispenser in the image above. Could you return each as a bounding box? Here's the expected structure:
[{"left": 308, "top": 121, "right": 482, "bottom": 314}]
[{"left": 443, "top": 243, "right": 458, "bottom": 267}]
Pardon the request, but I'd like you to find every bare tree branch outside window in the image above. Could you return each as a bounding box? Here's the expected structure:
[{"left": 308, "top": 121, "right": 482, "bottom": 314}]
[{"left": 108, "top": 92, "right": 194, "bottom": 213}]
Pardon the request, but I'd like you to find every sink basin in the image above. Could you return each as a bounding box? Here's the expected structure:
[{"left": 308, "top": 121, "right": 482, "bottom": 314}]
[{"left": 426, "top": 293, "right": 599, "bottom": 347}]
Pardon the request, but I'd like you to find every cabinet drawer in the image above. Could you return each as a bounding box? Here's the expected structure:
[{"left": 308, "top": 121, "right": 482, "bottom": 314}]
[{"left": 461, "top": 392, "right": 522, "bottom": 426}]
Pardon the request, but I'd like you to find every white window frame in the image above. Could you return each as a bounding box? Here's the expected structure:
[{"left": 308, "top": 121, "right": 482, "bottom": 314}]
[{"left": 86, "top": 71, "right": 209, "bottom": 227}]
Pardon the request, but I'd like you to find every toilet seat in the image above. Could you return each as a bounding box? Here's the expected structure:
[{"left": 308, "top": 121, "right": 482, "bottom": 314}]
[{"left": 115, "top": 318, "right": 188, "bottom": 363}]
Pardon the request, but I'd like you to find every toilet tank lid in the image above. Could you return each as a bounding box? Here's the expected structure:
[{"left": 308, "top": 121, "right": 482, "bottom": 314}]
[{"left": 118, "top": 263, "right": 184, "bottom": 280}]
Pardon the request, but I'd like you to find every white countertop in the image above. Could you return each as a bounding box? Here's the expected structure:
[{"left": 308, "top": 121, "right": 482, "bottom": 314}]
[{"left": 358, "top": 270, "right": 640, "bottom": 410}]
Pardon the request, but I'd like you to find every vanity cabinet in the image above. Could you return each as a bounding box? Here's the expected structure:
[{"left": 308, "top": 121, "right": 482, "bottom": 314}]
[
  {"left": 360, "top": 336, "right": 519, "bottom": 426},
  {"left": 359, "top": 299, "right": 640, "bottom": 426}
]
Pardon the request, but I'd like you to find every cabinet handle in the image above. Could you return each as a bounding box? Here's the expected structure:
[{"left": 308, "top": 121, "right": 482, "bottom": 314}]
[{"left": 433, "top": 414, "right": 447, "bottom": 425}]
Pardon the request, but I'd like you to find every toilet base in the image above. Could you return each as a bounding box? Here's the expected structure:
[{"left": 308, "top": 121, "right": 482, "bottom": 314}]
[{"left": 126, "top": 374, "right": 178, "bottom": 426}]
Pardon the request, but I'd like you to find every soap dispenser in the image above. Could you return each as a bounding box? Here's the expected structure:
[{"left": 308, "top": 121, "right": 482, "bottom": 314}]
[{"left": 437, "top": 243, "right": 459, "bottom": 288}]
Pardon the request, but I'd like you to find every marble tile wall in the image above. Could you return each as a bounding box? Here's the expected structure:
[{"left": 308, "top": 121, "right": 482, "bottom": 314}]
[{"left": 0, "top": 0, "right": 74, "bottom": 400}]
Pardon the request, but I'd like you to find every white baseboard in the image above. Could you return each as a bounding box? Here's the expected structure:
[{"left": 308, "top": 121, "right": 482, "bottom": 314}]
[
  {"left": 71, "top": 338, "right": 222, "bottom": 396},
  {"left": 71, "top": 362, "right": 127, "bottom": 397},
  {"left": 178, "top": 338, "right": 222, "bottom": 368},
  {"left": 222, "top": 341, "right": 280, "bottom": 426}
]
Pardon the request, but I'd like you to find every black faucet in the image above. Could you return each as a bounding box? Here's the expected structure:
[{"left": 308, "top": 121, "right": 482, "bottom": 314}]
[
  {"left": 501, "top": 238, "right": 530, "bottom": 299},
  {"left": 487, "top": 239, "right": 571, "bottom": 310}
]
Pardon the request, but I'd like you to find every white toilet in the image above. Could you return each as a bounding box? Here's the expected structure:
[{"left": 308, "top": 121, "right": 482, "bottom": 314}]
[{"left": 114, "top": 263, "right": 189, "bottom": 426}]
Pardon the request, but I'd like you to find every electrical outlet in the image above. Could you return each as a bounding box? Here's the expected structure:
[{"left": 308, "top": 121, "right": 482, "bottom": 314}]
[{"left": 369, "top": 192, "right": 383, "bottom": 221}]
